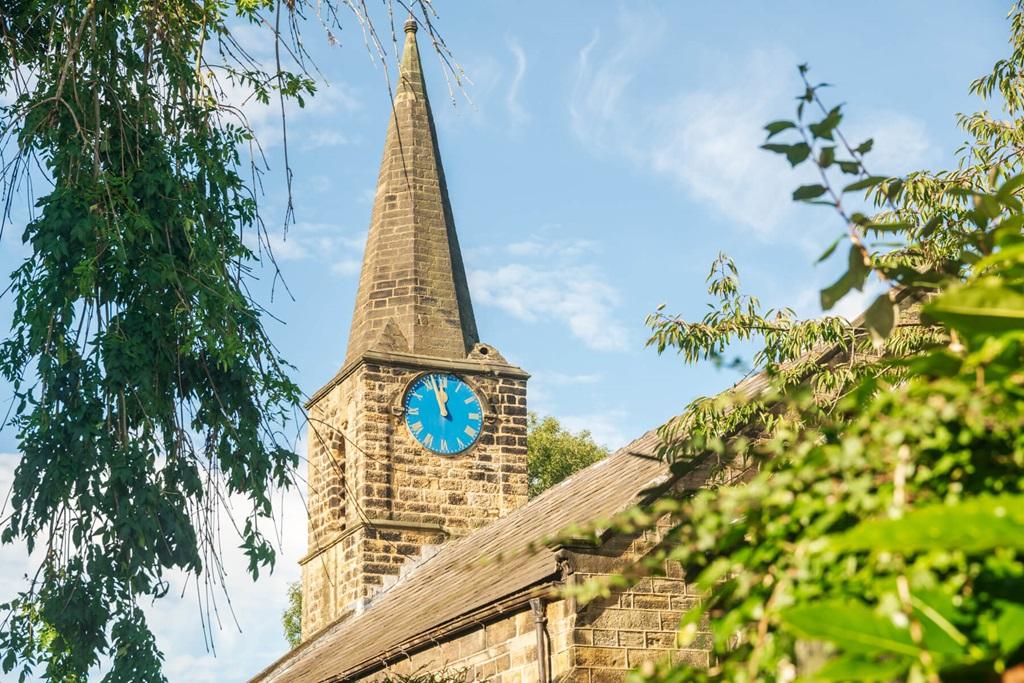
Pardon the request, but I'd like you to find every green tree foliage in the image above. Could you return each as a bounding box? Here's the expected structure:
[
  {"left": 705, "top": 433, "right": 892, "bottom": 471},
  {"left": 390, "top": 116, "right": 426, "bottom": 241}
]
[
  {"left": 586, "top": 6, "right": 1024, "bottom": 683},
  {"left": 282, "top": 580, "right": 302, "bottom": 649},
  {"left": 527, "top": 412, "right": 608, "bottom": 498},
  {"left": 0, "top": 1, "right": 448, "bottom": 681}
]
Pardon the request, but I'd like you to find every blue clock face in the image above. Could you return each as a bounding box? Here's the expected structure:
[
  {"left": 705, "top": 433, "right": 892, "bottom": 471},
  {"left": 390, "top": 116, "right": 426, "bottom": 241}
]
[{"left": 403, "top": 373, "right": 484, "bottom": 455}]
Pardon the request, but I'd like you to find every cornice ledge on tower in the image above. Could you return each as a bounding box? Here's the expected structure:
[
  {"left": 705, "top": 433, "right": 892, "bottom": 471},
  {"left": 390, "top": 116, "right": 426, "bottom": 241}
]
[
  {"left": 306, "top": 349, "right": 530, "bottom": 408},
  {"left": 298, "top": 519, "right": 448, "bottom": 566}
]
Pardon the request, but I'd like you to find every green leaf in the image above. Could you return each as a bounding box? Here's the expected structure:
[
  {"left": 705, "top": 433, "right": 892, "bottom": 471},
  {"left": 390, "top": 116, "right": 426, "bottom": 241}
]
[
  {"left": 847, "top": 244, "right": 869, "bottom": 291},
  {"left": 782, "top": 601, "right": 920, "bottom": 657},
  {"left": 809, "top": 106, "right": 842, "bottom": 140},
  {"left": 926, "top": 280, "right": 1024, "bottom": 335},
  {"left": 793, "top": 184, "right": 828, "bottom": 201},
  {"left": 764, "top": 120, "right": 796, "bottom": 138},
  {"left": 918, "top": 215, "right": 942, "bottom": 239},
  {"left": 817, "top": 236, "right": 843, "bottom": 264},
  {"left": 863, "top": 221, "right": 911, "bottom": 234},
  {"left": 838, "top": 160, "right": 861, "bottom": 174},
  {"left": 830, "top": 494, "right": 1024, "bottom": 554},
  {"left": 811, "top": 653, "right": 911, "bottom": 682},
  {"left": 819, "top": 146, "right": 836, "bottom": 167},
  {"left": 995, "top": 601, "right": 1024, "bottom": 654},
  {"left": 843, "top": 176, "right": 887, "bottom": 193},
  {"left": 821, "top": 270, "right": 853, "bottom": 311},
  {"left": 762, "top": 142, "right": 812, "bottom": 166},
  {"left": 910, "top": 592, "right": 967, "bottom": 656},
  {"left": 819, "top": 245, "right": 870, "bottom": 311},
  {"left": 855, "top": 138, "right": 874, "bottom": 154},
  {"left": 862, "top": 293, "right": 895, "bottom": 343}
]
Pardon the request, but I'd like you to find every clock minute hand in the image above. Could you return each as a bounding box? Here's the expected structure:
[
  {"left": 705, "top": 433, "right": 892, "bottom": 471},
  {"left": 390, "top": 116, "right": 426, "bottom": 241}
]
[{"left": 430, "top": 377, "right": 448, "bottom": 417}]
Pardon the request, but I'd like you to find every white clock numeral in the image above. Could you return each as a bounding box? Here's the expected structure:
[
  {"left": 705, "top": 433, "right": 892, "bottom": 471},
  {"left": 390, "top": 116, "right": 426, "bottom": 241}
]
[
  {"left": 439, "top": 376, "right": 447, "bottom": 389},
  {"left": 456, "top": 437, "right": 465, "bottom": 449},
  {"left": 440, "top": 439, "right": 448, "bottom": 452},
  {"left": 410, "top": 421, "right": 423, "bottom": 434},
  {"left": 423, "top": 434, "right": 434, "bottom": 448},
  {"left": 468, "top": 412, "right": 480, "bottom": 420},
  {"left": 407, "top": 407, "right": 419, "bottom": 415},
  {"left": 464, "top": 396, "right": 476, "bottom": 404},
  {"left": 453, "top": 382, "right": 461, "bottom": 393},
  {"left": 464, "top": 426, "right": 477, "bottom": 438},
  {"left": 412, "top": 392, "right": 422, "bottom": 400}
]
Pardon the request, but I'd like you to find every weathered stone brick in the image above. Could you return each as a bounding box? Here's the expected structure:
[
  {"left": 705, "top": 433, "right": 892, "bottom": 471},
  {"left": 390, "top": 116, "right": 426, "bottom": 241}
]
[
  {"left": 645, "top": 632, "right": 677, "bottom": 649},
  {"left": 652, "top": 579, "right": 685, "bottom": 594},
  {"left": 588, "top": 668, "right": 628, "bottom": 683},
  {"left": 618, "top": 631, "right": 644, "bottom": 648},
  {"left": 574, "top": 647, "right": 626, "bottom": 668},
  {"left": 633, "top": 594, "right": 671, "bottom": 610}
]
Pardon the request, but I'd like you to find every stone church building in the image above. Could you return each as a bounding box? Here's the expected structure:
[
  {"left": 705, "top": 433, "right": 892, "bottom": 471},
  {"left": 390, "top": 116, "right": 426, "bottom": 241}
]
[{"left": 251, "top": 19, "right": 726, "bottom": 683}]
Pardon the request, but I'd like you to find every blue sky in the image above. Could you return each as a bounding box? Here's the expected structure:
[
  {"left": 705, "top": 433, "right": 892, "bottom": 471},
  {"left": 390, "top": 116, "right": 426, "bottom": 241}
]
[{"left": 0, "top": 1, "right": 1013, "bottom": 681}]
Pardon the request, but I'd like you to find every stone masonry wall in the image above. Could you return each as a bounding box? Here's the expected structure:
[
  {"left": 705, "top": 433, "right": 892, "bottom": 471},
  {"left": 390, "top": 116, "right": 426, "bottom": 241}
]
[
  {"left": 357, "top": 360, "right": 528, "bottom": 529},
  {"left": 301, "top": 357, "right": 529, "bottom": 637},
  {"left": 368, "top": 599, "right": 575, "bottom": 683},
  {"left": 566, "top": 527, "right": 711, "bottom": 683}
]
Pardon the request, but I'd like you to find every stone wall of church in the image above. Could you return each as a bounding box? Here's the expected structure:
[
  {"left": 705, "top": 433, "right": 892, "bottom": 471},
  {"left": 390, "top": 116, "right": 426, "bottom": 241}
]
[
  {"left": 367, "top": 599, "right": 576, "bottom": 683},
  {"left": 301, "top": 357, "right": 529, "bottom": 637},
  {"left": 568, "top": 567, "right": 710, "bottom": 680},
  {"left": 563, "top": 524, "right": 712, "bottom": 682}
]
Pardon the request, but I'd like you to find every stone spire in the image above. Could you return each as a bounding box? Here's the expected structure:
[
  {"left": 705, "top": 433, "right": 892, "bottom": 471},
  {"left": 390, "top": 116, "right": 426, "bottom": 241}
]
[{"left": 344, "top": 17, "right": 479, "bottom": 365}]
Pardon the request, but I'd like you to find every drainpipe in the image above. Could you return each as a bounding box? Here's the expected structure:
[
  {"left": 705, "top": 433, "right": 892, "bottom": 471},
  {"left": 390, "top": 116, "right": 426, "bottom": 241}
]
[{"left": 529, "top": 598, "right": 550, "bottom": 683}]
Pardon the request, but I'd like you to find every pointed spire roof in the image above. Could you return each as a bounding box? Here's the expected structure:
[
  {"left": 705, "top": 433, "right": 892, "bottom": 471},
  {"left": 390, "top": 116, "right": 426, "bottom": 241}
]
[{"left": 344, "top": 18, "right": 479, "bottom": 365}]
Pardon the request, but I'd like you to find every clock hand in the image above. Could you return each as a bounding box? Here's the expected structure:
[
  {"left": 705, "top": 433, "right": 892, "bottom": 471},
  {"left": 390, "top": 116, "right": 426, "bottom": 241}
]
[
  {"left": 437, "top": 384, "right": 449, "bottom": 418},
  {"left": 430, "top": 376, "right": 448, "bottom": 418}
]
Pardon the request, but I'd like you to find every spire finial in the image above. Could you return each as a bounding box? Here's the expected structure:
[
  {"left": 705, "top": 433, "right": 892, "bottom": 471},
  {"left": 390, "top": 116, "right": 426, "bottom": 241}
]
[{"left": 404, "top": 16, "right": 417, "bottom": 34}]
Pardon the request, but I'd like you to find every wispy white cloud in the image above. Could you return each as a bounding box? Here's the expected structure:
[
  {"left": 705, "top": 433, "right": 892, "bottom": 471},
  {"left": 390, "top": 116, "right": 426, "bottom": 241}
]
[
  {"left": 471, "top": 261, "right": 628, "bottom": 352},
  {"left": 506, "top": 38, "right": 529, "bottom": 125},
  {"left": 254, "top": 222, "right": 365, "bottom": 277},
  {"left": 217, "top": 77, "right": 361, "bottom": 149},
  {"left": 536, "top": 371, "right": 602, "bottom": 386},
  {"left": 560, "top": 409, "right": 629, "bottom": 450},
  {"left": 469, "top": 231, "right": 628, "bottom": 351},
  {"left": 467, "top": 234, "right": 595, "bottom": 261},
  {"left": 847, "top": 110, "right": 938, "bottom": 175},
  {"left": 568, "top": 13, "right": 937, "bottom": 238},
  {"left": 299, "top": 130, "right": 359, "bottom": 150},
  {"left": 440, "top": 38, "right": 530, "bottom": 129}
]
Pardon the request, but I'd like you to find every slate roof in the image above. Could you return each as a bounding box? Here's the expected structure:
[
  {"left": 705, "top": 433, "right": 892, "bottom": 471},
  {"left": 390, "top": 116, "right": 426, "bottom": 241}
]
[{"left": 251, "top": 427, "right": 671, "bottom": 683}]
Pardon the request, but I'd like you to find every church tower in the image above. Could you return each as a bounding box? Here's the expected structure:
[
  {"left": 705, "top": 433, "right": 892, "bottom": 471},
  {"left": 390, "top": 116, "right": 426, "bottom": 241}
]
[{"left": 300, "top": 19, "right": 530, "bottom": 638}]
